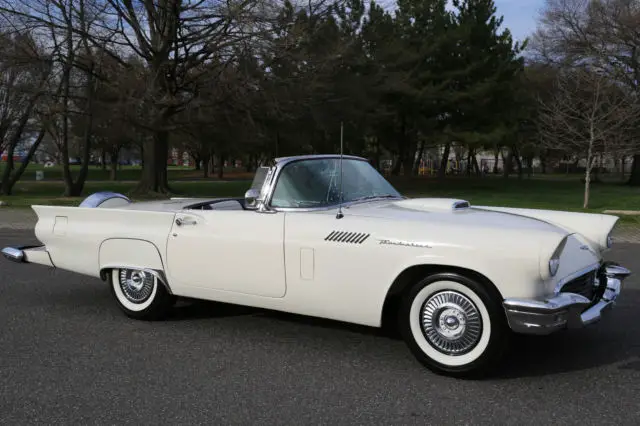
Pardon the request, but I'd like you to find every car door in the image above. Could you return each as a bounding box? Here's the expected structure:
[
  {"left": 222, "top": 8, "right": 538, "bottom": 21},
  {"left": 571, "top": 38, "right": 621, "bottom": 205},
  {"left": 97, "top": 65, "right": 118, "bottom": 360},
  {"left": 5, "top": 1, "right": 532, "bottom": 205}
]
[{"left": 165, "top": 209, "right": 286, "bottom": 298}]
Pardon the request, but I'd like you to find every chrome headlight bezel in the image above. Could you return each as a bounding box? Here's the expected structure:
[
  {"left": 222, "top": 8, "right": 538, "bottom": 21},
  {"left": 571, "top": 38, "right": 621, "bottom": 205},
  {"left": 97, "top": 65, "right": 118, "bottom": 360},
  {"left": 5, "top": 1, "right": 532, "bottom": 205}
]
[
  {"left": 549, "top": 257, "right": 560, "bottom": 277},
  {"left": 548, "top": 236, "right": 568, "bottom": 278},
  {"left": 606, "top": 232, "right": 613, "bottom": 249}
]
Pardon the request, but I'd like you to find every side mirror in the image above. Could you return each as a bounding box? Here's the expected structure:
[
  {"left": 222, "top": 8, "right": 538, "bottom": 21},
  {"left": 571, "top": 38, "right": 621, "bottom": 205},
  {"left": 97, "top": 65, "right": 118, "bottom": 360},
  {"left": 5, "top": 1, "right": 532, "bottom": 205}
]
[{"left": 244, "top": 189, "right": 261, "bottom": 209}]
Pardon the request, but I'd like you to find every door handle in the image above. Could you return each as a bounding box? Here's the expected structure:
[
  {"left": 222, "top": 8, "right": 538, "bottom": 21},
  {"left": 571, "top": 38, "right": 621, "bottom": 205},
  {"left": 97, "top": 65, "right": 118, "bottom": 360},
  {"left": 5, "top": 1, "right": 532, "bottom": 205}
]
[{"left": 175, "top": 217, "right": 197, "bottom": 226}]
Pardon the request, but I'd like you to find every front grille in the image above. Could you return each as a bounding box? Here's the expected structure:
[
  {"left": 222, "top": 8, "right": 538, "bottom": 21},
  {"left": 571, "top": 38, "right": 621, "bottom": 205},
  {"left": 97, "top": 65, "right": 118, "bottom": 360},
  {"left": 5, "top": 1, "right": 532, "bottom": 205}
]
[{"left": 560, "top": 270, "right": 598, "bottom": 300}]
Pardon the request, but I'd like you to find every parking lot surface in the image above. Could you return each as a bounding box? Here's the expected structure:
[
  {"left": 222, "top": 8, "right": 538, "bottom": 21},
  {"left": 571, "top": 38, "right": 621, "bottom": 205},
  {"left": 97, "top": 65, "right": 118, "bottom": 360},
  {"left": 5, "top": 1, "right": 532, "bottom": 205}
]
[{"left": 1, "top": 230, "right": 639, "bottom": 425}]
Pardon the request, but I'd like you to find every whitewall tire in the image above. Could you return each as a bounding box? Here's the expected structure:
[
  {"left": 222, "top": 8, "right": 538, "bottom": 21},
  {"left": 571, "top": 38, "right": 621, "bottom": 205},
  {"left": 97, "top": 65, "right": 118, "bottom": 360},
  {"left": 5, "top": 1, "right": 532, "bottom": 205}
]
[
  {"left": 400, "top": 272, "right": 509, "bottom": 378},
  {"left": 110, "top": 268, "right": 175, "bottom": 320}
]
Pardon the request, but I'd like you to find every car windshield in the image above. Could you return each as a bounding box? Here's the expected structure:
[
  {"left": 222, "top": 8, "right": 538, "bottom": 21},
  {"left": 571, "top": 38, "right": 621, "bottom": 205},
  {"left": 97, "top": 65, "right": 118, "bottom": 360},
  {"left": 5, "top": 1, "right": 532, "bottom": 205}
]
[{"left": 269, "top": 158, "right": 402, "bottom": 208}]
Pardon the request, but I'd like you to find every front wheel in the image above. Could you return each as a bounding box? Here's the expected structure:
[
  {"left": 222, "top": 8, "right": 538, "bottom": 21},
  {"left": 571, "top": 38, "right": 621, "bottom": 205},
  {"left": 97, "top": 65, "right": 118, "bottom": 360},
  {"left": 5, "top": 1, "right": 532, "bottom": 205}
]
[
  {"left": 399, "top": 272, "right": 509, "bottom": 378},
  {"left": 110, "top": 268, "right": 175, "bottom": 320}
]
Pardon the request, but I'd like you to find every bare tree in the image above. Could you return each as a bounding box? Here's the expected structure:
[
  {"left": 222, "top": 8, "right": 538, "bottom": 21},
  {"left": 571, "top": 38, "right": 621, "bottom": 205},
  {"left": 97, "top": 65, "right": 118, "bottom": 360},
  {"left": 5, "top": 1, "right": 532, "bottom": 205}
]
[
  {"left": 0, "top": 31, "right": 53, "bottom": 195},
  {"left": 537, "top": 66, "right": 639, "bottom": 208},
  {"left": 532, "top": 0, "right": 640, "bottom": 185}
]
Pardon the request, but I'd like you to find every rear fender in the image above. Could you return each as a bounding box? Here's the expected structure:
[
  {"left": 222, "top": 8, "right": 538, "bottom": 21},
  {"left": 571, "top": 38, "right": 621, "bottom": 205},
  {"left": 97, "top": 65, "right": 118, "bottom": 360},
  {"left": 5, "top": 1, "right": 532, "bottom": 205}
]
[{"left": 98, "top": 238, "right": 172, "bottom": 293}]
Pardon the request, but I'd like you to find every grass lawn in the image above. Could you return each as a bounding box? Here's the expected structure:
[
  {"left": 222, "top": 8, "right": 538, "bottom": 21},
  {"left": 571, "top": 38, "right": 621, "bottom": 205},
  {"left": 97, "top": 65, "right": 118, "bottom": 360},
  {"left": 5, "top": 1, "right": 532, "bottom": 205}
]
[
  {"left": 1, "top": 172, "right": 639, "bottom": 226},
  {"left": 0, "top": 163, "right": 252, "bottom": 181}
]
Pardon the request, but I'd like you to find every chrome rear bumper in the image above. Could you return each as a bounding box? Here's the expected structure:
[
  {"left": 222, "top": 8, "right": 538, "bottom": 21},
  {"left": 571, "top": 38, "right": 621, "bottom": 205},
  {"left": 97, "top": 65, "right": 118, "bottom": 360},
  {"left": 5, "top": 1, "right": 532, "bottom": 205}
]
[
  {"left": 2, "top": 245, "right": 54, "bottom": 267},
  {"left": 503, "top": 263, "right": 631, "bottom": 335},
  {"left": 2, "top": 246, "right": 26, "bottom": 262}
]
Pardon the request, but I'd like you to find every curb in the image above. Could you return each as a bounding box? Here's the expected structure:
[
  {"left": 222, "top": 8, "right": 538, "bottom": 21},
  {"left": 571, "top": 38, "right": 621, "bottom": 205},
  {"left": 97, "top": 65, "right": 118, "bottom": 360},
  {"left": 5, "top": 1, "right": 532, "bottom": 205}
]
[{"left": 604, "top": 210, "right": 640, "bottom": 215}]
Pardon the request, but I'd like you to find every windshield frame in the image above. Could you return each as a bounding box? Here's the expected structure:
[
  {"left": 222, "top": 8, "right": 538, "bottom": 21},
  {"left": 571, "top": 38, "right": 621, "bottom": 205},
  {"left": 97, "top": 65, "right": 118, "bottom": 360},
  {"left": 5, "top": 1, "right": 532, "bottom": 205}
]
[{"left": 262, "top": 155, "right": 405, "bottom": 212}]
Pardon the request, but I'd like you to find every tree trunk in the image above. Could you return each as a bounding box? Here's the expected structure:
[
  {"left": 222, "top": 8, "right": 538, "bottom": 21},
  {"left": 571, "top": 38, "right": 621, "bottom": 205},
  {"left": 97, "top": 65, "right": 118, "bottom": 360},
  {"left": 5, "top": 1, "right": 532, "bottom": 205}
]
[
  {"left": 393, "top": 114, "right": 406, "bottom": 176},
  {"left": 65, "top": 65, "right": 95, "bottom": 197},
  {"left": 202, "top": 153, "right": 210, "bottom": 178},
  {"left": 101, "top": 149, "right": 106, "bottom": 170},
  {"left": 472, "top": 154, "right": 481, "bottom": 176},
  {"left": 413, "top": 139, "right": 425, "bottom": 175},
  {"left": 512, "top": 146, "right": 523, "bottom": 179},
  {"left": 0, "top": 138, "right": 17, "bottom": 195},
  {"left": 374, "top": 137, "right": 381, "bottom": 171},
  {"left": 0, "top": 93, "right": 39, "bottom": 194},
  {"left": 60, "top": 68, "right": 74, "bottom": 195},
  {"left": 493, "top": 149, "right": 499, "bottom": 174},
  {"left": 584, "top": 165, "right": 591, "bottom": 209},
  {"left": 391, "top": 156, "right": 402, "bottom": 176},
  {"left": 503, "top": 150, "right": 512, "bottom": 179},
  {"left": 584, "top": 153, "right": 594, "bottom": 209},
  {"left": 0, "top": 128, "right": 46, "bottom": 195},
  {"left": 58, "top": 16, "right": 76, "bottom": 197},
  {"left": 438, "top": 143, "right": 451, "bottom": 178},
  {"left": 134, "top": 130, "right": 170, "bottom": 194},
  {"left": 628, "top": 154, "right": 640, "bottom": 186},
  {"left": 110, "top": 146, "right": 120, "bottom": 181},
  {"left": 584, "top": 128, "right": 595, "bottom": 208},
  {"left": 217, "top": 153, "right": 225, "bottom": 179}
]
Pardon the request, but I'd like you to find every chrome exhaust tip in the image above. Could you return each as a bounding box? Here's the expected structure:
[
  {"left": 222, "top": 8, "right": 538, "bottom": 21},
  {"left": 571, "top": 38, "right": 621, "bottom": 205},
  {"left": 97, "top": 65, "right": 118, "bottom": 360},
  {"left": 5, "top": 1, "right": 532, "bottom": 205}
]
[{"left": 1, "top": 247, "right": 25, "bottom": 263}]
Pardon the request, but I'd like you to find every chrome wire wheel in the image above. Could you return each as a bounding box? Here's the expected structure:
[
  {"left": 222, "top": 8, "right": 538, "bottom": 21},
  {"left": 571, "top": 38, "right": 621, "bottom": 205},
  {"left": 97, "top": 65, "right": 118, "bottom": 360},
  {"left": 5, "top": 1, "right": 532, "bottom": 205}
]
[
  {"left": 420, "top": 290, "right": 483, "bottom": 356},
  {"left": 118, "top": 269, "right": 155, "bottom": 304},
  {"left": 110, "top": 268, "right": 174, "bottom": 320}
]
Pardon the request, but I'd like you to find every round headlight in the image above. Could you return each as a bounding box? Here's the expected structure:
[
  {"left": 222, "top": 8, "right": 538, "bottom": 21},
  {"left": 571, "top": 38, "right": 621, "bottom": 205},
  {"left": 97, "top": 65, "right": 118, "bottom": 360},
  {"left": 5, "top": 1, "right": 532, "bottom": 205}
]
[{"left": 549, "top": 258, "right": 560, "bottom": 276}]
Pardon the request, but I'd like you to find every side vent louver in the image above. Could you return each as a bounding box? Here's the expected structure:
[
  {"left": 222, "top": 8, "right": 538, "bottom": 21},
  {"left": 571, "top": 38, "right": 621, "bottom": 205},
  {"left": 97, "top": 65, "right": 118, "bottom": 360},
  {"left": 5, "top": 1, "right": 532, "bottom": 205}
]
[{"left": 325, "top": 231, "right": 370, "bottom": 244}]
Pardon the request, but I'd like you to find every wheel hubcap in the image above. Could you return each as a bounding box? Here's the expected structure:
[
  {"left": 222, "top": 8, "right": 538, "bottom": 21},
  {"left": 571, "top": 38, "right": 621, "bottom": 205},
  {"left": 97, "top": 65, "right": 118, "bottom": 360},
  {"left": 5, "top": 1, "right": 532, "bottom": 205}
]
[
  {"left": 420, "top": 290, "right": 482, "bottom": 355},
  {"left": 119, "top": 269, "right": 154, "bottom": 303}
]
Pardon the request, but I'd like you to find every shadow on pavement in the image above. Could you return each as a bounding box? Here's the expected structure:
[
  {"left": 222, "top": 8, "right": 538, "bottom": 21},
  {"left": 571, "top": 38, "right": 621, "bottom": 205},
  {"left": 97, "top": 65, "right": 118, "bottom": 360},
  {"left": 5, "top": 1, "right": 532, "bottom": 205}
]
[{"left": 163, "top": 289, "right": 640, "bottom": 379}]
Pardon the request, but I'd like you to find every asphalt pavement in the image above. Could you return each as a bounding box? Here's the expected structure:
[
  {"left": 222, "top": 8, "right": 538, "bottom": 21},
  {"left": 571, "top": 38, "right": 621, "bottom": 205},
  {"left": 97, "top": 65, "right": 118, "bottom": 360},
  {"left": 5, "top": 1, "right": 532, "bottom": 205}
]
[{"left": 1, "top": 229, "right": 640, "bottom": 425}]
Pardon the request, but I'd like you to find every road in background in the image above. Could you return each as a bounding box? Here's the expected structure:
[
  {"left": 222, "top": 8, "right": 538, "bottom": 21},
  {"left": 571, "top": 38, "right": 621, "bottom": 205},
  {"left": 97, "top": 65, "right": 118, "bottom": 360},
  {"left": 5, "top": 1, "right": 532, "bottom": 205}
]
[{"left": 1, "top": 230, "right": 639, "bottom": 425}]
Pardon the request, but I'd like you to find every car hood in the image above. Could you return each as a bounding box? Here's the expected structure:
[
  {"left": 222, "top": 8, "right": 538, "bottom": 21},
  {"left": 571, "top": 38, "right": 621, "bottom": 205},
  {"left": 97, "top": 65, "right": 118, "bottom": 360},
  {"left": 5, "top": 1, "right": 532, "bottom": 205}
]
[{"left": 343, "top": 197, "right": 568, "bottom": 235}]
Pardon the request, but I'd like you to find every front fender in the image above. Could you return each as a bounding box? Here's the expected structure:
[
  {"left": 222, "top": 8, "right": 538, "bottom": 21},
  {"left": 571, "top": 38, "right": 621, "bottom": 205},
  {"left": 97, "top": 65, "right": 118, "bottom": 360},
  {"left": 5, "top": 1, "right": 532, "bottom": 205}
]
[
  {"left": 386, "top": 244, "right": 544, "bottom": 302},
  {"left": 475, "top": 206, "right": 618, "bottom": 252}
]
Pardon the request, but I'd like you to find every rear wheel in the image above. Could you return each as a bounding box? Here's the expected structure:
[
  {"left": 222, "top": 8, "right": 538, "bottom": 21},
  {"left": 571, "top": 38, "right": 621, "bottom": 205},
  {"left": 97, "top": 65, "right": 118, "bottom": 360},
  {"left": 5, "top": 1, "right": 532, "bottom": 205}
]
[
  {"left": 110, "top": 268, "right": 175, "bottom": 320},
  {"left": 399, "top": 272, "right": 509, "bottom": 378}
]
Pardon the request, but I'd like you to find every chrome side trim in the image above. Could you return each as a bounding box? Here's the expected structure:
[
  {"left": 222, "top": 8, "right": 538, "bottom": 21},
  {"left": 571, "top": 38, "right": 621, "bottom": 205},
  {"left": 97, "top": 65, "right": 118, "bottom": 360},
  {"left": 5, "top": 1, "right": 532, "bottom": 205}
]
[
  {"left": 503, "top": 263, "right": 630, "bottom": 335},
  {"left": 99, "top": 266, "right": 173, "bottom": 295},
  {"left": 2, "top": 247, "right": 25, "bottom": 263}
]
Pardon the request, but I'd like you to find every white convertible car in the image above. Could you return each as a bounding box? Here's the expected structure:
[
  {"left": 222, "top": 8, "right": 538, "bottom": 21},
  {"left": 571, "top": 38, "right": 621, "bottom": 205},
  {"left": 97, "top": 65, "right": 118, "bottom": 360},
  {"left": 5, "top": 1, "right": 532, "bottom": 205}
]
[{"left": 2, "top": 154, "right": 631, "bottom": 377}]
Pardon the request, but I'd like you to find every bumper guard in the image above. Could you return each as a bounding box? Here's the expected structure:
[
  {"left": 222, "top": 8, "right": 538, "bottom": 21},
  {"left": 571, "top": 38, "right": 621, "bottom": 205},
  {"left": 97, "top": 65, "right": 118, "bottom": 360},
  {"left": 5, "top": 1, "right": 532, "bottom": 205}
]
[{"left": 503, "top": 263, "right": 631, "bottom": 335}]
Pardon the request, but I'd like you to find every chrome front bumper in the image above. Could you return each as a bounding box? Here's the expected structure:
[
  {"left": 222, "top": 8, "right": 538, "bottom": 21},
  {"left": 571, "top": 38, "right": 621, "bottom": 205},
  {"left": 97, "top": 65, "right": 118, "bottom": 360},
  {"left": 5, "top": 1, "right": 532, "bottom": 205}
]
[{"left": 503, "top": 263, "right": 631, "bottom": 335}]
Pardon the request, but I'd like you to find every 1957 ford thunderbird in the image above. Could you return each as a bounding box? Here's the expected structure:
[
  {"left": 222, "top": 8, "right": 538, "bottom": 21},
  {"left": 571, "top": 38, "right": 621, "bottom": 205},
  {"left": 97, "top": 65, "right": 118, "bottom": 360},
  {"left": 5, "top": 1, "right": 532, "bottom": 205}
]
[{"left": 1, "top": 154, "right": 631, "bottom": 377}]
